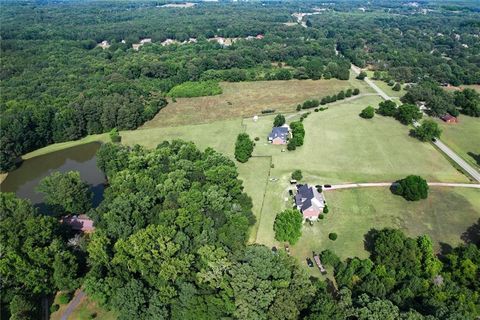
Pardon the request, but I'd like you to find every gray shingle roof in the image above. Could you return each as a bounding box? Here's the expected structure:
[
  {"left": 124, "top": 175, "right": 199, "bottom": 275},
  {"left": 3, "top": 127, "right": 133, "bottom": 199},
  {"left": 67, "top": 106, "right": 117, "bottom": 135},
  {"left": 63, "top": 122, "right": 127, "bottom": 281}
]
[{"left": 268, "top": 127, "right": 289, "bottom": 142}]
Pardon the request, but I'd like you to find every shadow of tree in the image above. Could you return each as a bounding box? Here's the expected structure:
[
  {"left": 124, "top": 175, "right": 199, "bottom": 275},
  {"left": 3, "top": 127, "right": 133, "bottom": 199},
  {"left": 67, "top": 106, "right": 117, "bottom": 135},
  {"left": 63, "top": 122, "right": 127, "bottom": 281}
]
[
  {"left": 461, "top": 218, "right": 480, "bottom": 246},
  {"left": 467, "top": 152, "right": 480, "bottom": 166}
]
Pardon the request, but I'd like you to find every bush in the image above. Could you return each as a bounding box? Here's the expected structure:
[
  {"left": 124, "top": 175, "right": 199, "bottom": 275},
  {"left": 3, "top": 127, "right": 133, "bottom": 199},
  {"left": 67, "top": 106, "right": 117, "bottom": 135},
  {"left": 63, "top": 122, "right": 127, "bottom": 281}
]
[
  {"left": 377, "top": 100, "right": 397, "bottom": 116},
  {"left": 287, "top": 141, "right": 296, "bottom": 150},
  {"left": 392, "top": 83, "right": 401, "bottom": 91},
  {"left": 234, "top": 133, "right": 254, "bottom": 163},
  {"left": 296, "top": 104, "right": 301, "bottom": 111},
  {"left": 319, "top": 214, "right": 324, "bottom": 219},
  {"left": 360, "top": 106, "right": 375, "bottom": 119},
  {"left": 345, "top": 88, "right": 353, "bottom": 97},
  {"left": 337, "top": 91, "right": 345, "bottom": 100},
  {"left": 273, "top": 114, "right": 285, "bottom": 127},
  {"left": 302, "top": 99, "right": 320, "bottom": 109},
  {"left": 58, "top": 292, "right": 72, "bottom": 305},
  {"left": 50, "top": 304, "right": 60, "bottom": 313},
  {"left": 291, "top": 170, "right": 303, "bottom": 181},
  {"left": 320, "top": 249, "right": 341, "bottom": 267},
  {"left": 261, "top": 109, "right": 276, "bottom": 114},
  {"left": 254, "top": 137, "right": 260, "bottom": 141},
  {"left": 168, "top": 80, "right": 222, "bottom": 98},
  {"left": 353, "top": 88, "right": 360, "bottom": 95},
  {"left": 323, "top": 206, "right": 329, "bottom": 214},
  {"left": 316, "top": 185, "right": 322, "bottom": 193},
  {"left": 314, "top": 108, "right": 319, "bottom": 112},
  {"left": 356, "top": 71, "right": 367, "bottom": 80},
  {"left": 388, "top": 79, "right": 395, "bottom": 86},
  {"left": 393, "top": 175, "right": 429, "bottom": 201},
  {"left": 109, "top": 128, "right": 121, "bottom": 143},
  {"left": 329, "top": 233, "right": 338, "bottom": 241}
]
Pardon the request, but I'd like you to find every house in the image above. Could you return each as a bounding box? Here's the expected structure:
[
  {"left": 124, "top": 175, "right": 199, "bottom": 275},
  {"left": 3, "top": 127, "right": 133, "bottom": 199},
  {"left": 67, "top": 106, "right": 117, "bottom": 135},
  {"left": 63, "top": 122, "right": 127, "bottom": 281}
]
[
  {"left": 63, "top": 214, "right": 94, "bottom": 233},
  {"left": 268, "top": 124, "right": 291, "bottom": 145},
  {"left": 441, "top": 114, "right": 458, "bottom": 123},
  {"left": 98, "top": 40, "right": 110, "bottom": 49},
  {"left": 295, "top": 184, "right": 325, "bottom": 220},
  {"left": 256, "top": 34, "right": 265, "bottom": 40}
]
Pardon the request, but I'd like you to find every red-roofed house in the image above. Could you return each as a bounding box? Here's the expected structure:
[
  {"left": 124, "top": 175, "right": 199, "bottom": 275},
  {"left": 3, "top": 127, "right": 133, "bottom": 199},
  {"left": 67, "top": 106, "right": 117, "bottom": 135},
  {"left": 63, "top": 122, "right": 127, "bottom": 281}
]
[
  {"left": 63, "top": 215, "right": 95, "bottom": 233},
  {"left": 441, "top": 114, "right": 458, "bottom": 123}
]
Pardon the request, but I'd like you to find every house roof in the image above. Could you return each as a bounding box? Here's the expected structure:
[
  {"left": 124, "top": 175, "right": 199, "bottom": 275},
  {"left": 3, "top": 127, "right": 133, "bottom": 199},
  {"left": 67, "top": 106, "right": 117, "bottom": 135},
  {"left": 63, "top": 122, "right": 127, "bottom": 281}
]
[
  {"left": 268, "top": 126, "right": 289, "bottom": 142},
  {"left": 63, "top": 215, "right": 94, "bottom": 233},
  {"left": 295, "top": 184, "right": 325, "bottom": 218},
  {"left": 441, "top": 114, "right": 457, "bottom": 121}
]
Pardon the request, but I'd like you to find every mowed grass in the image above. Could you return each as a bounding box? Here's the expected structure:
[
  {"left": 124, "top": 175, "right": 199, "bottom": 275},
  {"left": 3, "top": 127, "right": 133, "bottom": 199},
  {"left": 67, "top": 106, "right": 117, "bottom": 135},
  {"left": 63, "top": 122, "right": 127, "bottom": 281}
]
[
  {"left": 142, "top": 75, "right": 373, "bottom": 128},
  {"left": 292, "top": 187, "right": 480, "bottom": 276},
  {"left": 66, "top": 296, "right": 117, "bottom": 320},
  {"left": 436, "top": 116, "right": 480, "bottom": 170},
  {"left": 121, "top": 119, "right": 243, "bottom": 156}
]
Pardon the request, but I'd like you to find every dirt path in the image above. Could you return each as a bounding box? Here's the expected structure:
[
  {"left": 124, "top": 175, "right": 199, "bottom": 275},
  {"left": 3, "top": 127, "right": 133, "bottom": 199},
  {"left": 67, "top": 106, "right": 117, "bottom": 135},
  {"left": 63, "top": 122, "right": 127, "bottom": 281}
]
[
  {"left": 326, "top": 182, "right": 480, "bottom": 190},
  {"left": 60, "top": 290, "right": 86, "bottom": 320}
]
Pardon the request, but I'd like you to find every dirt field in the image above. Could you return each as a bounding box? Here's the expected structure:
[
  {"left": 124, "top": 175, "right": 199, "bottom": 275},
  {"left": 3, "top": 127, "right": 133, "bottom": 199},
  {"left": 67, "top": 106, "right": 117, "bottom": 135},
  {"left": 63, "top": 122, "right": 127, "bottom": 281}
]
[{"left": 142, "top": 77, "right": 373, "bottom": 128}]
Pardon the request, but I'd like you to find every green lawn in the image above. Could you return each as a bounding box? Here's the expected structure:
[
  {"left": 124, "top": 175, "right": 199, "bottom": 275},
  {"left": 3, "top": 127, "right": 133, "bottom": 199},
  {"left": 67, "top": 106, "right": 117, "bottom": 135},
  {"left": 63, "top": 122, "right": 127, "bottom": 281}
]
[
  {"left": 244, "top": 94, "right": 471, "bottom": 266},
  {"left": 121, "top": 119, "right": 243, "bottom": 157},
  {"left": 436, "top": 115, "right": 480, "bottom": 170},
  {"left": 292, "top": 187, "right": 480, "bottom": 276}
]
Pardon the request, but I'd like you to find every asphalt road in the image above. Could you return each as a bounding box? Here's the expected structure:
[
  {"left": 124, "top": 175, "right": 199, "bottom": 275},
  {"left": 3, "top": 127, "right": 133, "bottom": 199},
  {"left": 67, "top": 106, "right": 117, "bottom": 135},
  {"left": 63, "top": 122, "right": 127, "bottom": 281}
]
[{"left": 351, "top": 65, "right": 480, "bottom": 182}]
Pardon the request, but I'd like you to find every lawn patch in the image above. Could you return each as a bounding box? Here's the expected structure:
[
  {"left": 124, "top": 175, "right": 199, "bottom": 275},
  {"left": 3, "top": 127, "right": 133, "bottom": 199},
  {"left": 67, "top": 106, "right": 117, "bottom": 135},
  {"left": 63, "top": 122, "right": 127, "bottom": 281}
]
[{"left": 168, "top": 80, "right": 222, "bottom": 98}]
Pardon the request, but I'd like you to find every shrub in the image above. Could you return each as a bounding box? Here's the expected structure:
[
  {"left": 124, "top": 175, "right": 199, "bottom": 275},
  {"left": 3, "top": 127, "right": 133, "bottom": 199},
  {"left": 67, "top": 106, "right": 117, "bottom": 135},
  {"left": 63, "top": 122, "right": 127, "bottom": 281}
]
[
  {"left": 109, "top": 128, "right": 121, "bottom": 143},
  {"left": 323, "top": 206, "right": 329, "bottom": 214},
  {"left": 393, "top": 83, "right": 401, "bottom": 91},
  {"left": 168, "top": 80, "right": 222, "bottom": 98},
  {"left": 319, "top": 214, "right": 324, "bottom": 219},
  {"left": 377, "top": 100, "right": 397, "bottom": 116},
  {"left": 234, "top": 133, "right": 254, "bottom": 163},
  {"left": 302, "top": 99, "right": 320, "bottom": 109},
  {"left": 388, "top": 79, "right": 395, "bottom": 86},
  {"left": 273, "top": 114, "right": 286, "bottom": 127},
  {"left": 58, "top": 292, "right": 72, "bottom": 305},
  {"left": 50, "top": 304, "right": 60, "bottom": 313},
  {"left": 356, "top": 71, "right": 367, "bottom": 80},
  {"left": 360, "top": 106, "right": 375, "bottom": 119},
  {"left": 296, "top": 104, "right": 302, "bottom": 111},
  {"left": 393, "top": 175, "right": 429, "bottom": 201},
  {"left": 314, "top": 108, "right": 319, "bottom": 112},
  {"left": 320, "top": 249, "right": 341, "bottom": 267},
  {"left": 345, "top": 88, "right": 353, "bottom": 97},
  {"left": 353, "top": 88, "right": 360, "bottom": 95},
  {"left": 337, "top": 91, "right": 345, "bottom": 100},
  {"left": 316, "top": 185, "right": 323, "bottom": 193},
  {"left": 291, "top": 170, "right": 303, "bottom": 181},
  {"left": 329, "top": 233, "right": 338, "bottom": 241},
  {"left": 287, "top": 141, "right": 296, "bottom": 150},
  {"left": 254, "top": 136, "right": 260, "bottom": 141},
  {"left": 261, "top": 109, "right": 276, "bottom": 114}
]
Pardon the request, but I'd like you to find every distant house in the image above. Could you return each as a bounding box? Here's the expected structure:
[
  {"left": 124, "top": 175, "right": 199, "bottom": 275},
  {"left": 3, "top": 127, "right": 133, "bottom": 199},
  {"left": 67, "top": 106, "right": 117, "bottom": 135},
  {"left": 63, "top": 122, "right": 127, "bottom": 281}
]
[
  {"left": 256, "top": 34, "right": 265, "bottom": 40},
  {"left": 98, "top": 40, "right": 110, "bottom": 49},
  {"left": 295, "top": 184, "right": 325, "bottom": 220},
  {"left": 63, "top": 215, "right": 94, "bottom": 233},
  {"left": 441, "top": 114, "right": 458, "bottom": 123},
  {"left": 268, "top": 124, "right": 291, "bottom": 145}
]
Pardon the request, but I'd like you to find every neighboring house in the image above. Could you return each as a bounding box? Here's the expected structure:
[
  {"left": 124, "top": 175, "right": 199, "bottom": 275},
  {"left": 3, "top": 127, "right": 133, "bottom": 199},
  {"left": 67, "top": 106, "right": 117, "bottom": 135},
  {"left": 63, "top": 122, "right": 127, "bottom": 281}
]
[
  {"left": 98, "top": 40, "right": 110, "bottom": 49},
  {"left": 268, "top": 124, "right": 291, "bottom": 145},
  {"left": 63, "top": 215, "right": 95, "bottom": 233},
  {"left": 441, "top": 114, "right": 458, "bottom": 123},
  {"left": 295, "top": 184, "right": 325, "bottom": 220}
]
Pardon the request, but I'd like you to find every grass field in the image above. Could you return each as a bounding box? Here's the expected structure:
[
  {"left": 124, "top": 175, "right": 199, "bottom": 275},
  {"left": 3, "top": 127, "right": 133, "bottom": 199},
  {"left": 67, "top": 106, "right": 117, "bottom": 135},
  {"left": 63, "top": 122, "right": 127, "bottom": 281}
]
[
  {"left": 436, "top": 116, "right": 480, "bottom": 170},
  {"left": 142, "top": 75, "right": 373, "bottom": 128},
  {"left": 293, "top": 187, "right": 480, "bottom": 276}
]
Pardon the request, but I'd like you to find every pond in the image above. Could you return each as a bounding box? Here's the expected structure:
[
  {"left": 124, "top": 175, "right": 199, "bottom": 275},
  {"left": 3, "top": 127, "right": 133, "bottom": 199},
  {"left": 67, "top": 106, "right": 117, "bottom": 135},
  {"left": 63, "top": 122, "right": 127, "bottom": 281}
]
[{"left": 0, "top": 142, "right": 105, "bottom": 213}]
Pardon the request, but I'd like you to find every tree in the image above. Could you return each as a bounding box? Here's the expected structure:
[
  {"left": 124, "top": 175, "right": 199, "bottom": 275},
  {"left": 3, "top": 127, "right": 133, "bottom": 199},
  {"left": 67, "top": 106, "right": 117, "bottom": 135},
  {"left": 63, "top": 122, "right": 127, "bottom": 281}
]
[
  {"left": 291, "top": 170, "right": 303, "bottom": 181},
  {"left": 356, "top": 71, "right": 367, "bottom": 80},
  {"left": 393, "top": 175, "right": 429, "bottom": 201},
  {"left": 373, "top": 71, "right": 382, "bottom": 80},
  {"left": 289, "top": 121, "right": 305, "bottom": 150},
  {"left": 274, "top": 209, "right": 303, "bottom": 244},
  {"left": 413, "top": 119, "right": 442, "bottom": 141},
  {"left": 392, "top": 83, "right": 401, "bottom": 91},
  {"left": 273, "top": 114, "right": 286, "bottom": 127},
  {"left": 37, "top": 171, "right": 92, "bottom": 215},
  {"left": 234, "top": 133, "right": 254, "bottom": 163},
  {"left": 109, "top": 128, "right": 121, "bottom": 142},
  {"left": 377, "top": 100, "right": 397, "bottom": 116},
  {"left": 360, "top": 106, "right": 375, "bottom": 119},
  {"left": 395, "top": 104, "right": 422, "bottom": 125},
  {"left": 329, "top": 233, "right": 338, "bottom": 241},
  {"left": 337, "top": 91, "right": 345, "bottom": 100},
  {"left": 353, "top": 88, "right": 360, "bottom": 95},
  {"left": 454, "top": 89, "right": 480, "bottom": 117}
]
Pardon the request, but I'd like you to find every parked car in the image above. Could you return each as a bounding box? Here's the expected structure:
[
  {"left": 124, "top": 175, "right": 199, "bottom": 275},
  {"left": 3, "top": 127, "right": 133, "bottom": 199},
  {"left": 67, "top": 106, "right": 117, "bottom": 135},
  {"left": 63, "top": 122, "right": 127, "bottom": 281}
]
[
  {"left": 324, "top": 184, "right": 332, "bottom": 188},
  {"left": 306, "top": 257, "right": 314, "bottom": 267},
  {"left": 432, "top": 137, "right": 437, "bottom": 142}
]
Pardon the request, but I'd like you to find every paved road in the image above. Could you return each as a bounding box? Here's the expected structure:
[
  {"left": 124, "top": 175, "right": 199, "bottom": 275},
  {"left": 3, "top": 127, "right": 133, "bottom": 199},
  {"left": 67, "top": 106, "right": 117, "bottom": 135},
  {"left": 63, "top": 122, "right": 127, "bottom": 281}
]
[
  {"left": 327, "top": 182, "right": 480, "bottom": 190},
  {"left": 351, "top": 65, "right": 480, "bottom": 182},
  {"left": 61, "top": 290, "right": 85, "bottom": 320}
]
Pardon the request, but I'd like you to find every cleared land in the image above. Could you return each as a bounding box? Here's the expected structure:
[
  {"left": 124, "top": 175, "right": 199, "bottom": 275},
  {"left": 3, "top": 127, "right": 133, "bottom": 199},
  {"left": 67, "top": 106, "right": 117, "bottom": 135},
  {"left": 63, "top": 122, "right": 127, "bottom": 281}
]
[
  {"left": 436, "top": 116, "right": 480, "bottom": 170},
  {"left": 142, "top": 75, "right": 373, "bottom": 128},
  {"left": 294, "top": 187, "right": 480, "bottom": 276},
  {"left": 245, "top": 94, "right": 470, "bottom": 264}
]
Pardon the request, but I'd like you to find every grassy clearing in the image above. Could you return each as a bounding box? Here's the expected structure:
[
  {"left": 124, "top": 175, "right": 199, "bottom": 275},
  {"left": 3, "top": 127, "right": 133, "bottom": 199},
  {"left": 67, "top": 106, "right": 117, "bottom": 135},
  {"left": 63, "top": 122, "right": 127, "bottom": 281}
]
[
  {"left": 244, "top": 94, "right": 470, "bottom": 267},
  {"left": 168, "top": 80, "right": 222, "bottom": 98},
  {"left": 292, "top": 187, "right": 480, "bottom": 276},
  {"left": 143, "top": 75, "right": 373, "bottom": 128},
  {"left": 121, "top": 119, "right": 243, "bottom": 156},
  {"left": 66, "top": 296, "right": 117, "bottom": 320},
  {"left": 436, "top": 116, "right": 480, "bottom": 170}
]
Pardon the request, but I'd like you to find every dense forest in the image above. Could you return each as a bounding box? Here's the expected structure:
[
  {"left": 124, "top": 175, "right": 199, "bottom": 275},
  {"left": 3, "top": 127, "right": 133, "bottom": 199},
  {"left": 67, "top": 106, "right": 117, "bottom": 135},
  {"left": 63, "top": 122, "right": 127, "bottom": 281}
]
[
  {"left": 2, "top": 140, "right": 479, "bottom": 319},
  {"left": 2, "top": 0, "right": 479, "bottom": 172}
]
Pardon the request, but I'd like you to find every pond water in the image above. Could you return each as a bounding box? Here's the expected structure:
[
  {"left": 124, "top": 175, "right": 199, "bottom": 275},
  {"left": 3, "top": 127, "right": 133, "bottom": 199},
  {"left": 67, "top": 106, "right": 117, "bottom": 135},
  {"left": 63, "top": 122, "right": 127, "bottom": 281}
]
[{"left": 0, "top": 142, "right": 105, "bottom": 213}]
